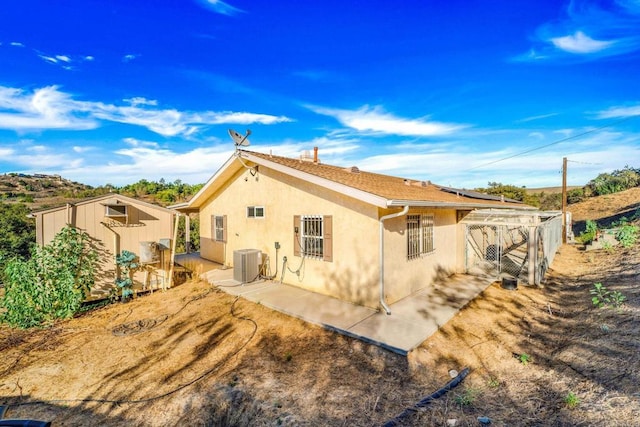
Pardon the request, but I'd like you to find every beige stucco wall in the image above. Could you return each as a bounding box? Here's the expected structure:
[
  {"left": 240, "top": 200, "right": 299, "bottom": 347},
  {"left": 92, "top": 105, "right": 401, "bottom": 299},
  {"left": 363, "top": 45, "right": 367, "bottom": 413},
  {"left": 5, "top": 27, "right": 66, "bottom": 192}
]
[
  {"left": 198, "top": 161, "right": 468, "bottom": 309},
  {"left": 381, "top": 208, "right": 463, "bottom": 305},
  {"left": 37, "top": 198, "right": 175, "bottom": 297},
  {"left": 199, "top": 165, "right": 382, "bottom": 307}
]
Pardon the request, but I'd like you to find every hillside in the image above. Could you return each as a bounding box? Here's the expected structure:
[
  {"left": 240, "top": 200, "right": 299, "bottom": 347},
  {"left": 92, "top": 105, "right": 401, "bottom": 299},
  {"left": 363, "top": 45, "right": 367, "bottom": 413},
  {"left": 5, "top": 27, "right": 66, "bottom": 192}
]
[
  {"left": 0, "top": 173, "right": 99, "bottom": 210},
  {"left": 569, "top": 186, "right": 640, "bottom": 224},
  {"left": 0, "top": 188, "right": 638, "bottom": 425}
]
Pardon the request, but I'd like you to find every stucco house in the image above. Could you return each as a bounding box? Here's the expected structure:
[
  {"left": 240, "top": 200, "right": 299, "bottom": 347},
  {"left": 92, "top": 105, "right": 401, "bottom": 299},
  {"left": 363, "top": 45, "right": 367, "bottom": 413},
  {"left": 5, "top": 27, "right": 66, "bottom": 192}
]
[
  {"left": 177, "top": 148, "right": 536, "bottom": 311},
  {"left": 32, "top": 193, "right": 179, "bottom": 297}
]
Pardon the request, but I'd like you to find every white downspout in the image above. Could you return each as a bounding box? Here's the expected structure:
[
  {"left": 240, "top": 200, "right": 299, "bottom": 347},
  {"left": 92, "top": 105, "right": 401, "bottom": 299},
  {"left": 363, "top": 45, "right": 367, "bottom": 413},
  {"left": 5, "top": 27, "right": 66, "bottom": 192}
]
[
  {"left": 379, "top": 205, "right": 409, "bottom": 315},
  {"left": 167, "top": 213, "right": 180, "bottom": 289}
]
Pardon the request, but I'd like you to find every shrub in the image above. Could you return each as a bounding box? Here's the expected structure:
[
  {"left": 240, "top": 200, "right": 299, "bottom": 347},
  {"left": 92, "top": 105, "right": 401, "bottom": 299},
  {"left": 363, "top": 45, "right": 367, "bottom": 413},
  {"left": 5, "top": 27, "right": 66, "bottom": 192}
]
[
  {"left": 590, "top": 282, "right": 626, "bottom": 310},
  {"left": 115, "top": 250, "right": 139, "bottom": 299},
  {"left": 615, "top": 223, "right": 638, "bottom": 248},
  {"left": 1, "top": 226, "right": 98, "bottom": 328},
  {"left": 578, "top": 220, "right": 598, "bottom": 244}
]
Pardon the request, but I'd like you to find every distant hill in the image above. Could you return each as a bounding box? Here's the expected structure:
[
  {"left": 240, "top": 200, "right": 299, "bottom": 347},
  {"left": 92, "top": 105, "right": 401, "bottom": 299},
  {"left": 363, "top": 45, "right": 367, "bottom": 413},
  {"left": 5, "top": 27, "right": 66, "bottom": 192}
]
[
  {"left": 0, "top": 173, "right": 104, "bottom": 210},
  {"left": 524, "top": 186, "right": 582, "bottom": 194}
]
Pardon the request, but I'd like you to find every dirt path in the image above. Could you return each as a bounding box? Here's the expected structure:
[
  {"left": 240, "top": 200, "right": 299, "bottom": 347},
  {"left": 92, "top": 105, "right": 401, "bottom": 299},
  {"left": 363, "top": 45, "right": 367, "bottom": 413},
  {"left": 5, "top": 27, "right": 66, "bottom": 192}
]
[{"left": 1, "top": 195, "right": 639, "bottom": 426}]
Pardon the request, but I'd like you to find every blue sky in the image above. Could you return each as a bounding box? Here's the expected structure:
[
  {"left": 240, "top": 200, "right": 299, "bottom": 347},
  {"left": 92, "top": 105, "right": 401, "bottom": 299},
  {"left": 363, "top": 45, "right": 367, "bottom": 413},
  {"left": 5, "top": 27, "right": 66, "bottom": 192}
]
[{"left": 1, "top": 0, "right": 639, "bottom": 188}]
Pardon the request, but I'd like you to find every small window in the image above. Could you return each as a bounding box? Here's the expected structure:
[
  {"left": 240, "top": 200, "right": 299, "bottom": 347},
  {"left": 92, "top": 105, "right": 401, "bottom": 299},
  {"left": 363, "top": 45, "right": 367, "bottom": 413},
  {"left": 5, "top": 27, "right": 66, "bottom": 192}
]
[
  {"left": 247, "top": 206, "right": 265, "bottom": 218},
  {"left": 407, "top": 214, "right": 434, "bottom": 260},
  {"left": 105, "top": 204, "right": 127, "bottom": 217},
  {"left": 212, "top": 215, "right": 227, "bottom": 242}
]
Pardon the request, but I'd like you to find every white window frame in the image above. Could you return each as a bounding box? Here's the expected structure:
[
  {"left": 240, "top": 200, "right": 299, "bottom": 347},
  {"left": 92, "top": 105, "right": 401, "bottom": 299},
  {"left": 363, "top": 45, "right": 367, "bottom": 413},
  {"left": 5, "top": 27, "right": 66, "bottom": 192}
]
[
  {"left": 214, "top": 215, "right": 225, "bottom": 242},
  {"left": 247, "top": 206, "right": 265, "bottom": 218},
  {"left": 407, "top": 214, "right": 434, "bottom": 260},
  {"left": 301, "top": 215, "right": 324, "bottom": 259}
]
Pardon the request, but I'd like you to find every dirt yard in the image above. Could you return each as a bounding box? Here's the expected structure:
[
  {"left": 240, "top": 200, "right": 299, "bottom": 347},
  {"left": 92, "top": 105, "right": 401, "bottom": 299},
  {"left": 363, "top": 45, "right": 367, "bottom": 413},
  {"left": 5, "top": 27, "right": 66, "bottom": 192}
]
[{"left": 1, "top": 191, "right": 639, "bottom": 426}]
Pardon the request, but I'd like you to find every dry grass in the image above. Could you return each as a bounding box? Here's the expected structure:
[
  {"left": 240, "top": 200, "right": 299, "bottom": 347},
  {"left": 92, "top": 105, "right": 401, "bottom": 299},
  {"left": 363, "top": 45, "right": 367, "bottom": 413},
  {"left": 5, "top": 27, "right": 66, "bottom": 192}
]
[{"left": 1, "top": 193, "right": 639, "bottom": 426}]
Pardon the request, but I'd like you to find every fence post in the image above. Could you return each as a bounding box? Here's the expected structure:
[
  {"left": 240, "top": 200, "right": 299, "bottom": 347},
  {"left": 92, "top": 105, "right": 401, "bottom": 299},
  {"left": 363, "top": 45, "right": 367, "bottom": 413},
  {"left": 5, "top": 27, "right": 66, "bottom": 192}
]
[{"left": 527, "top": 214, "right": 540, "bottom": 285}]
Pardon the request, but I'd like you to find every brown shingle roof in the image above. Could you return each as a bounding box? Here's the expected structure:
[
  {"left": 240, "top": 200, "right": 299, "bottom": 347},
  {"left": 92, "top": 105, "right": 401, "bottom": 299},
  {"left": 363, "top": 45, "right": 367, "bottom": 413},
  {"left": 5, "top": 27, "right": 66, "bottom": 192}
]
[{"left": 245, "top": 150, "right": 530, "bottom": 209}]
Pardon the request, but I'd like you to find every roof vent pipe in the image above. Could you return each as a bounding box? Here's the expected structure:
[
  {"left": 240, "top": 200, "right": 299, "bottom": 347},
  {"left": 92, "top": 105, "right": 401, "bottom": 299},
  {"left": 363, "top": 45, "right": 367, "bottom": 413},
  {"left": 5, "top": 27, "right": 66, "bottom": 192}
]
[
  {"left": 313, "top": 146, "right": 318, "bottom": 163},
  {"left": 379, "top": 205, "right": 409, "bottom": 315}
]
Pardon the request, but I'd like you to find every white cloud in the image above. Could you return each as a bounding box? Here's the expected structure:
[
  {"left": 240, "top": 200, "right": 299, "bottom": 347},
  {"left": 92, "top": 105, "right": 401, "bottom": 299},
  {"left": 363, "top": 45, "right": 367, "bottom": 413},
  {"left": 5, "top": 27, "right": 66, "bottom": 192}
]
[
  {"left": 125, "top": 97, "right": 158, "bottom": 107},
  {"left": 55, "top": 55, "right": 71, "bottom": 63},
  {"left": 516, "top": 113, "right": 558, "bottom": 123},
  {"left": 0, "top": 147, "right": 15, "bottom": 157},
  {"left": 0, "top": 85, "right": 293, "bottom": 136},
  {"left": 597, "top": 103, "right": 640, "bottom": 118},
  {"left": 122, "top": 54, "right": 139, "bottom": 62},
  {"left": 39, "top": 55, "right": 58, "bottom": 64},
  {"left": 196, "top": 0, "right": 245, "bottom": 16},
  {"left": 84, "top": 56, "right": 95, "bottom": 61},
  {"left": 0, "top": 86, "right": 98, "bottom": 131},
  {"left": 516, "top": 2, "right": 640, "bottom": 61},
  {"left": 197, "top": 111, "right": 293, "bottom": 125},
  {"left": 309, "top": 105, "right": 466, "bottom": 137},
  {"left": 550, "top": 31, "right": 614, "bottom": 53},
  {"left": 123, "top": 137, "right": 160, "bottom": 149},
  {"left": 10, "top": 42, "right": 24, "bottom": 47},
  {"left": 72, "top": 146, "right": 94, "bottom": 153}
]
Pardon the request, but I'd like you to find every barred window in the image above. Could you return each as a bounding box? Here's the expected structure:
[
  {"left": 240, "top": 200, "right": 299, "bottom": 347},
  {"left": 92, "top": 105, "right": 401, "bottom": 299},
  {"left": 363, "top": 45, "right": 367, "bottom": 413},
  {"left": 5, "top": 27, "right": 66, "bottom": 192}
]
[
  {"left": 301, "top": 215, "right": 324, "bottom": 258},
  {"left": 293, "top": 215, "right": 333, "bottom": 262},
  {"left": 407, "top": 214, "right": 434, "bottom": 260}
]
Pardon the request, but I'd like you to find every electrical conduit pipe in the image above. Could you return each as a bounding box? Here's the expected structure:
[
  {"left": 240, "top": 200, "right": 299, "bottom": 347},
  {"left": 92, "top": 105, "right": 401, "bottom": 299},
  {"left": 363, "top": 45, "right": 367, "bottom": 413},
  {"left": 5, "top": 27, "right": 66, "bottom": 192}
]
[{"left": 379, "top": 205, "right": 409, "bottom": 315}]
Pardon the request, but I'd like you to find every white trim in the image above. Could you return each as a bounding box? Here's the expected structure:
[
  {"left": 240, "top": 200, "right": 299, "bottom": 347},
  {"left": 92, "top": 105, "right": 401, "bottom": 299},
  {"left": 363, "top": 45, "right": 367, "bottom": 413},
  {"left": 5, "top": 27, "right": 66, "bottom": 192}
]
[{"left": 247, "top": 205, "right": 265, "bottom": 219}]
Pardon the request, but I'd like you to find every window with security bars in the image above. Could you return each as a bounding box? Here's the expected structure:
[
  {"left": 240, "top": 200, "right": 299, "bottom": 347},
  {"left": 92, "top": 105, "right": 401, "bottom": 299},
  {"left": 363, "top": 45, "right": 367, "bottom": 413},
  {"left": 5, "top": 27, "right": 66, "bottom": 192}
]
[
  {"left": 293, "top": 215, "right": 333, "bottom": 262},
  {"left": 301, "top": 215, "right": 323, "bottom": 258},
  {"left": 407, "top": 214, "right": 434, "bottom": 260}
]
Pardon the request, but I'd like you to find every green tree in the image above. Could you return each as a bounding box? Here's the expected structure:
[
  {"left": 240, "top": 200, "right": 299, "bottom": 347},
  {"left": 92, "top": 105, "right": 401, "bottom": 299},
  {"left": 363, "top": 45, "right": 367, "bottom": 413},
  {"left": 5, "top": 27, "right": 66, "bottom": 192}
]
[
  {"left": 1, "top": 225, "right": 98, "bottom": 328},
  {"left": 0, "top": 203, "right": 35, "bottom": 280}
]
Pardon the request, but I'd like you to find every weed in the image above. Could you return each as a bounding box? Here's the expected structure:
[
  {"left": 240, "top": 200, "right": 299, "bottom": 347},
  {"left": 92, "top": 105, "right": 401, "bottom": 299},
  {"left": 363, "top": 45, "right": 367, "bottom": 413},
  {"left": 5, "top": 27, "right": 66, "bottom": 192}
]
[
  {"left": 615, "top": 223, "right": 638, "bottom": 248},
  {"left": 487, "top": 376, "right": 500, "bottom": 388},
  {"left": 590, "top": 282, "right": 626, "bottom": 310},
  {"left": 284, "top": 352, "right": 292, "bottom": 362},
  {"left": 578, "top": 220, "right": 598, "bottom": 244},
  {"left": 454, "top": 387, "right": 480, "bottom": 406},
  {"left": 564, "top": 391, "right": 580, "bottom": 409},
  {"left": 518, "top": 353, "right": 532, "bottom": 366}
]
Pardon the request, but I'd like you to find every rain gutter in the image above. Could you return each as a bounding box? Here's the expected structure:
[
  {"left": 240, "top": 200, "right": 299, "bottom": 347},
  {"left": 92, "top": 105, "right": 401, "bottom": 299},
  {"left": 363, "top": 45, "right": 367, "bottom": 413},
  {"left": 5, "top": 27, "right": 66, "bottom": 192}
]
[
  {"left": 386, "top": 199, "right": 537, "bottom": 210},
  {"left": 379, "top": 205, "right": 409, "bottom": 315}
]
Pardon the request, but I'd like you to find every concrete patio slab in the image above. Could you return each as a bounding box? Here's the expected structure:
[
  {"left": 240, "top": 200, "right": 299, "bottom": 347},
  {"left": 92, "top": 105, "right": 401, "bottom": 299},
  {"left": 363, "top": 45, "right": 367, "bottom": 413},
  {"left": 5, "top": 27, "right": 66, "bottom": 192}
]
[{"left": 196, "top": 259, "right": 495, "bottom": 355}]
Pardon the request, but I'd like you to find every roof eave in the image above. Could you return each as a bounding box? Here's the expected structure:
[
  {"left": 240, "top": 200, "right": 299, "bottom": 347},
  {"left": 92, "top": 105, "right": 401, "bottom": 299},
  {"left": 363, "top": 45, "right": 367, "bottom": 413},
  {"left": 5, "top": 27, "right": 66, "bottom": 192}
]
[
  {"left": 241, "top": 151, "right": 389, "bottom": 208},
  {"left": 386, "top": 199, "right": 537, "bottom": 210},
  {"left": 184, "top": 153, "right": 240, "bottom": 209}
]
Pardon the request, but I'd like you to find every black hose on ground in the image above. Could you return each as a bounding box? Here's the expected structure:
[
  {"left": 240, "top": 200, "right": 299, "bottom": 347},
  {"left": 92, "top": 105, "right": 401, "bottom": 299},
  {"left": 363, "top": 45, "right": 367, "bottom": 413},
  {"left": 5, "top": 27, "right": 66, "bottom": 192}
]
[{"left": 381, "top": 367, "right": 470, "bottom": 427}]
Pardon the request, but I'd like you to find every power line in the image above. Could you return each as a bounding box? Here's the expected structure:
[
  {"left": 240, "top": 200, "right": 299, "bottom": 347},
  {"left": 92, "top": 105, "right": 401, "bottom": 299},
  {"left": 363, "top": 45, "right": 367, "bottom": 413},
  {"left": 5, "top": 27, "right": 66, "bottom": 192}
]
[{"left": 467, "top": 115, "right": 635, "bottom": 171}]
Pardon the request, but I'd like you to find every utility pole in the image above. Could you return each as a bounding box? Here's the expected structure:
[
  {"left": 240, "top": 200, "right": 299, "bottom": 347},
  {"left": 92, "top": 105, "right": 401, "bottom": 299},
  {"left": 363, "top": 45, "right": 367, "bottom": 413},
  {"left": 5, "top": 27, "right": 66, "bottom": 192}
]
[{"left": 562, "top": 157, "right": 567, "bottom": 244}]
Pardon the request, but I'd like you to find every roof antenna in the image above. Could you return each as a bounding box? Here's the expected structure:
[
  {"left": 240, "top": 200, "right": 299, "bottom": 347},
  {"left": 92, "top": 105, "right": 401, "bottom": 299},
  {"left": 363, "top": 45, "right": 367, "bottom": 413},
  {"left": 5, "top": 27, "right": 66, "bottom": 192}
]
[{"left": 228, "top": 129, "right": 251, "bottom": 150}]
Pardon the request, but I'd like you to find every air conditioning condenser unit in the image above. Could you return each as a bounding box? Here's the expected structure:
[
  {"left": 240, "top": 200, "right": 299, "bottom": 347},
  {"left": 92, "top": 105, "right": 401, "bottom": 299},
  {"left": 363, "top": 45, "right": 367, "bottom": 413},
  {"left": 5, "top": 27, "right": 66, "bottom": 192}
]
[{"left": 233, "top": 249, "right": 261, "bottom": 283}]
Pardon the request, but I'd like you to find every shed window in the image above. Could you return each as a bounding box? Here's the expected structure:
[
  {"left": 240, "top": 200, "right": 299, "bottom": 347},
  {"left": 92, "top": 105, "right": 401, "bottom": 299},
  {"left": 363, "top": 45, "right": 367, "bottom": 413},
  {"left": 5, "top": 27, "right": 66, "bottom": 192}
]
[
  {"left": 247, "top": 206, "right": 265, "bottom": 218},
  {"left": 293, "top": 215, "right": 332, "bottom": 262},
  {"left": 407, "top": 214, "right": 434, "bottom": 260},
  {"left": 212, "top": 215, "right": 227, "bottom": 242},
  {"left": 105, "top": 204, "right": 127, "bottom": 217}
]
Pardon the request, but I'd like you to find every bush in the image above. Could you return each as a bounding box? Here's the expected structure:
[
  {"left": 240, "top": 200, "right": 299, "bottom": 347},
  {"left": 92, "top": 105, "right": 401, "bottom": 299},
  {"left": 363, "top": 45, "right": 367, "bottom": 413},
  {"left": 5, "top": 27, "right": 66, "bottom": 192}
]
[
  {"left": 578, "top": 220, "right": 598, "bottom": 244},
  {"left": 1, "top": 226, "right": 98, "bottom": 328},
  {"left": 615, "top": 223, "right": 638, "bottom": 248}
]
